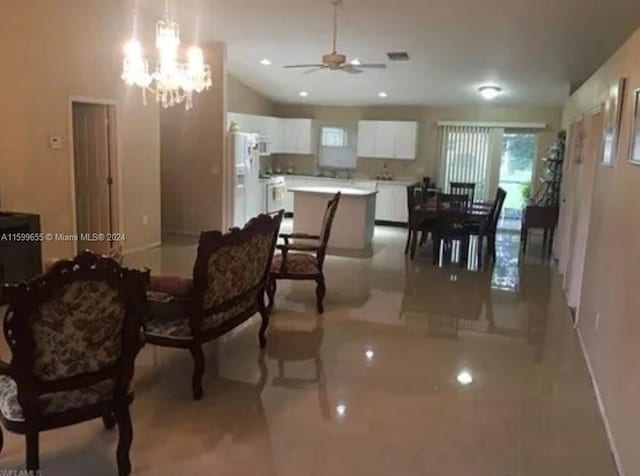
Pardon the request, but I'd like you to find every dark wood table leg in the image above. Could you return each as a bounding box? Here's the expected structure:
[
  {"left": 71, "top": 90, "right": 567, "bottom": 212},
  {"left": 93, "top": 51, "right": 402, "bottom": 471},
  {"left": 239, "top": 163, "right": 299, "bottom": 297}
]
[{"left": 410, "top": 228, "right": 419, "bottom": 259}]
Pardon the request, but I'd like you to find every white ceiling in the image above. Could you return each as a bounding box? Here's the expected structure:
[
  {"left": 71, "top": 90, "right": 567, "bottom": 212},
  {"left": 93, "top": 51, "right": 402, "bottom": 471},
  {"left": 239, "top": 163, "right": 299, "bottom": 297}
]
[{"left": 139, "top": 0, "right": 640, "bottom": 106}]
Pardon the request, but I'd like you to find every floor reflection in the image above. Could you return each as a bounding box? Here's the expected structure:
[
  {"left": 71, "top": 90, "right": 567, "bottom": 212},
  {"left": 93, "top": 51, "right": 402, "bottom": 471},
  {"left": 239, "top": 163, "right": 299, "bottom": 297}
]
[
  {"left": 266, "top": 313, "right": 330, "bottom": 420},
  {"left": 1, "top": 222, "right": 612, "bottom": 475}
]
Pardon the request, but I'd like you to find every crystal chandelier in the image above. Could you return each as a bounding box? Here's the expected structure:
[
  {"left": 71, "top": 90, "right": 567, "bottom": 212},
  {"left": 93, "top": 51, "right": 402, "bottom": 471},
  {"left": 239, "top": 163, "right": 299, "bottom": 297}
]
[{"left": 121, "top": 1, "right": 212, "bottom": 110}]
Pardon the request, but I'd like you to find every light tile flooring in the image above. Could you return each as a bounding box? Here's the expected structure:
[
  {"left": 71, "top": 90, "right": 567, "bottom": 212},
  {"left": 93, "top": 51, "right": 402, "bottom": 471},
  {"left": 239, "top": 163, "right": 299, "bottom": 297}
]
[{"left": 0, "top": 223, "right": 618, "bottom": 475}]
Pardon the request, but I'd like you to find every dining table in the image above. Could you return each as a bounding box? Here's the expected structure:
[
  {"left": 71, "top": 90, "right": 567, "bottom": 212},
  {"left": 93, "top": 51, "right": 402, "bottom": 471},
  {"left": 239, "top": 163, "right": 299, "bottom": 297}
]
[{"left": 411, "top": 197, "right": 495, "bottom": 266}]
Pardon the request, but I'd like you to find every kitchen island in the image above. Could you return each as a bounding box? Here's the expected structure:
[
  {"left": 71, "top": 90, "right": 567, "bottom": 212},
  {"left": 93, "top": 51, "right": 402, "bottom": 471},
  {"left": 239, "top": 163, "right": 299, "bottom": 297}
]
[{"left": 289, "top": 186, "right": 377, "bottom": 255}]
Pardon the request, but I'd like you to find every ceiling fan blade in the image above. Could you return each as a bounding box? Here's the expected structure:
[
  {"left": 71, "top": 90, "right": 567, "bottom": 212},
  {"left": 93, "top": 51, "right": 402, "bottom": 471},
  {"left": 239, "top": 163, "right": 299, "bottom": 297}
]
[
  {"left": 340, "top": 65, "right": 363, "bottom": 74},
  {"left": 357, "top": 63, "right": 387, "bottom": 69},
  {"left": 304, "top": 66, "right": 329, "bottom": 74},
  {"left": 284, "top": 64, "right": 326, "bottom": 69}
]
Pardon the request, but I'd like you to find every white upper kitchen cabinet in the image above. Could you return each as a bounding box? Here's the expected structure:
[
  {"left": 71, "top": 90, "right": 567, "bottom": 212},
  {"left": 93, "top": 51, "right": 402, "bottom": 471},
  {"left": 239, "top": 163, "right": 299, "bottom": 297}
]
[
  {"left": 375, "top": 121, "right": 396, "bottom": 158},
  {"left": 280, "top": 118, "right": 314, "bottom": 155},
  {"left": 267, "top": 117, "right": 283, "bottom": 154},
  {"left": 356, "top": 121, "right": 376, "bottom": 157},
  {"left": 356, "top": 120, "right": 419, "bottom": 160},
  {"left": 392, "top": 121, "right": 418, "bottom": 159}
]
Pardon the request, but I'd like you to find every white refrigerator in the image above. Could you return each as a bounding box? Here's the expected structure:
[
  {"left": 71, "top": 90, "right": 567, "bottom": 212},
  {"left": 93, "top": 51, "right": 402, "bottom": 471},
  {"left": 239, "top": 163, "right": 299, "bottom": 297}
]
[{"left": 231, "top": 132, "right": 262, "bottom": 228}]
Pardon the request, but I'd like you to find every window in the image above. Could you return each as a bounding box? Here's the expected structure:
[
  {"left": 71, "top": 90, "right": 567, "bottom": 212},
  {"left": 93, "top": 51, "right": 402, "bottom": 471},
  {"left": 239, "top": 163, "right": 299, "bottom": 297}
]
[
  {"left": 321, "top": 127, "right": 348, "bottom": 147},
  {"left": 319, "top": 126, "right": 356, "bottom": 169}
]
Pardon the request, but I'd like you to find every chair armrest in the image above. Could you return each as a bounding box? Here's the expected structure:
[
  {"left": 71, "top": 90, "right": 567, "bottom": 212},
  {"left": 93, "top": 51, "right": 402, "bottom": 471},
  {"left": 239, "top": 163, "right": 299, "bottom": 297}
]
[
  {"left": 277, "top": 243, "right": 321, "bottom": 252},
  {"left": 148, "top": 276, "right": 193, "bottom": 299},
  {"left": 280, "top": 233, "right": 321, "bottom": 240}
]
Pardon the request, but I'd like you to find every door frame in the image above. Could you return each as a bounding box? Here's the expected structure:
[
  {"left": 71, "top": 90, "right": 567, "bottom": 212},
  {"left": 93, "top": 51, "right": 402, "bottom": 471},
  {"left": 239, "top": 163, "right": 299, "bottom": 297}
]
[{"left": 68, "top": 97, "right": 122, "bottom": 255}]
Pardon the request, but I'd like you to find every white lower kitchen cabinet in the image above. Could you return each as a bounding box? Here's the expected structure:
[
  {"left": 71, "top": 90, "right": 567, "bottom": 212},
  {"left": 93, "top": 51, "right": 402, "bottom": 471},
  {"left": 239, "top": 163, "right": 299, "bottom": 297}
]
[
  {"left": 283, "top": 177, "right": 298, "bottom": 213},
  {"left": 280, "top": 176, "right": 409, "bottom": 223},
  {"left": 375, "top": 183, "right": 408, "bottom": 223}
]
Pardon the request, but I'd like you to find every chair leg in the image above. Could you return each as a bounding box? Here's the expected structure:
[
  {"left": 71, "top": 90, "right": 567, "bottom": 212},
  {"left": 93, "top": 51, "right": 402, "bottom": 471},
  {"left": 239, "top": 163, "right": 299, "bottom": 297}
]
[
  {"left": 114, "top": 404, "right": 133, "bottom": 476},
  {"left": 404, "top": 228, "right": 412, "bottom": 255},
  {"left": 25, "top": 430, "right": 39, "bottom": 472},
  {"left": 410, "top": 228, "right": 419, "bottom": 259},
  {"left": 315, "top": 276, "right": 326, "bottom": 314},
  {"left": 489, "top": 234, "right": 497, "bottom": 262},
  {"left": 266, "top": 278, "right": 277, "bottom": 313},
  {"left": 189, "top": 344, "right": 205, "bottom": 400},
  {"left": 432, "top": 238, "right": 439, "bottom": 265},
  {"left": 258, "top": 292, "right": 270, "bottom": 349},
  {"left": 102, "top": 411, "right": 116, "bottom": 429},
  {"left": 477, "top": 235, "right": 484, "bottom": 270}
]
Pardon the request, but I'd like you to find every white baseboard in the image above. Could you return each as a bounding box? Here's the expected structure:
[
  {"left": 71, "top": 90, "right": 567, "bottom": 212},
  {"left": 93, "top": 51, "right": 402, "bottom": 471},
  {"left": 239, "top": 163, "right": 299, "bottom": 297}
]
[
  {"left": 123, "top": 241, "right": 162, "bottom": 256},
  {"left": 576, "top": 327, "right": 625, "bottom": 476}
]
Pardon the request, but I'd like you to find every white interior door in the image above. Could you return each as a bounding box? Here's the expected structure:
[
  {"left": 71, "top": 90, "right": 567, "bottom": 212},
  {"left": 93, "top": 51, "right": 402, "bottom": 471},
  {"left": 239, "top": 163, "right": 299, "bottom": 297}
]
[
  {"left": 72, "top": 102, "right": 114, "bottom": 254},
  {"left": 566, "top": 110, "right": 602, "bottom": 311},
  {"left": 557, "top": 119, "right": 584, "bottom": 276}
]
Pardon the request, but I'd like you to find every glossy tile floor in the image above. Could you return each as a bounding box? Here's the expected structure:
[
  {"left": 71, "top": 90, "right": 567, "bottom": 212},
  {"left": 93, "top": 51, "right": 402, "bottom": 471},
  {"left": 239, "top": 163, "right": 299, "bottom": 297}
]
[{"left": 0, "top": 223, "right": 618, "bottom": 475}]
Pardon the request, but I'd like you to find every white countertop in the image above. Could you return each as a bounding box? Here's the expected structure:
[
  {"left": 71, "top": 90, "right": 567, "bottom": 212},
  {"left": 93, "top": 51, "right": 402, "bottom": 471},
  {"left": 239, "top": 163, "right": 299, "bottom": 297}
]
[
  {"left": 267, "top": 174, "right": 417, "bottom": 186},
  {"left": 289, "top": 186, "right": 378, "bottom": 196}
]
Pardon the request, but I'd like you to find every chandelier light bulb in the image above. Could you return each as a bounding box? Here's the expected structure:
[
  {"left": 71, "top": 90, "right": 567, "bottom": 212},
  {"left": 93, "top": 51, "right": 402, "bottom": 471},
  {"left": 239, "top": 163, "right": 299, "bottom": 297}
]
[
  {"left": 124, "top": 40, "right": 142, "bottom": 58},
  {"left": 121, "top": 4, "right": 212, "bottom": 110}
]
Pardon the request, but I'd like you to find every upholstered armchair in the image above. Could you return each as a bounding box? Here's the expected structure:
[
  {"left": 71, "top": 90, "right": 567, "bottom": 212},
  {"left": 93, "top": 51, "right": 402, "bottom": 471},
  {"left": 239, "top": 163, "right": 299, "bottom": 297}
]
[
  {"left": 0, "top": 252, "right": 148, "bottom": 475},
  {"left": 143, "top": 211, "right": 283, "bottom": 400},
  {"left": 268, "top": 192, "right": 340, "bottom": 314}
]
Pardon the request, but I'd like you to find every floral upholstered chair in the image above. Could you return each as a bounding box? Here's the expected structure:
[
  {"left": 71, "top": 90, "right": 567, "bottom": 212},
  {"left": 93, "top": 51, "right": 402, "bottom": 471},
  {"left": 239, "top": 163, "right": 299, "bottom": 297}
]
[
  {"left": 143, "top": 211, "right": 283, "bottom": 400},
  {"left": 268, "top": 192, "right": 340, "bottom": 314},
  {"left": 0, "top": 252, "right": 148, "bottom": 475}
]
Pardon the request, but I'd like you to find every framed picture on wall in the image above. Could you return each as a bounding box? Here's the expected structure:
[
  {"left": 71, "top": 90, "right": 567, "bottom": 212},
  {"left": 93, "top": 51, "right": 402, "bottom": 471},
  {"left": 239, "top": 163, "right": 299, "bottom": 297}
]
[
  {"left": 601, "top": 77, "right": 626, "bottom": 166},
  {"left": 629, "top": 87, "right": 640, "bottom": 165}
]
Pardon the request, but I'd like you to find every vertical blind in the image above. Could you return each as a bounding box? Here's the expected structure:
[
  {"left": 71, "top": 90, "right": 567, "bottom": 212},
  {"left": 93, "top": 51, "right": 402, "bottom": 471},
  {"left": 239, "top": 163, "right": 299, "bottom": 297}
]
[{"left": 438, "top": 125, "right": 503, "bottom": 201}]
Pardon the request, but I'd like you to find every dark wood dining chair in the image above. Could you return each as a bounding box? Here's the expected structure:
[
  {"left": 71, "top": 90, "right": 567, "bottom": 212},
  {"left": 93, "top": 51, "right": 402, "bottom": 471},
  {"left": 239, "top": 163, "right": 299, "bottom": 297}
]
[
  {"left": 450, "top": 182, "right": 476, "bottom": 204},
  {"left": 268, "top": 192, "right": 341, "bottom": 314},
  {"left": 0, "top": 252, "right": 148, "bottom": 475},
  {"left": 484, "top": 188, "right": 507, "bottom": 262},
  {"left": 466, "top": 187, "right": 507, "bottom": 267},
  {"left": 432, "top": 193, "right": 471, "bottom": 267},
  {"left": 143, "top": 211, "right": 283, "bottom": 400},
  {"left": 405, "top": 183, "right": 433, "bottom": 259}
]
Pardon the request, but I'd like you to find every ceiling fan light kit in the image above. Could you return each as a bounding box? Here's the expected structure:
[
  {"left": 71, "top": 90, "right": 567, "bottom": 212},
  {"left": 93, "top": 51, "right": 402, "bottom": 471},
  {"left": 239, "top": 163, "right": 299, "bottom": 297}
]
[{"left": 283, "top": 0, "right": 388, "bottom": 75}]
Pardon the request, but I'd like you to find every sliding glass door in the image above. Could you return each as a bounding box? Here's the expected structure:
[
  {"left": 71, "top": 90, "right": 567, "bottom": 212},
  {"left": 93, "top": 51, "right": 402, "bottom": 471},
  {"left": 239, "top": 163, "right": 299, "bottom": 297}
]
[{"left": 498, "top": 133, "right": 536, "bottom": 230}]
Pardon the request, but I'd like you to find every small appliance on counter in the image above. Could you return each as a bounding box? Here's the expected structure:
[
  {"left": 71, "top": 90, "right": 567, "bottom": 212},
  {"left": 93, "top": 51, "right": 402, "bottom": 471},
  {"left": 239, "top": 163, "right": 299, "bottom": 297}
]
[{"left": 376, "top": 162, "right": 394, "bottom": 181}]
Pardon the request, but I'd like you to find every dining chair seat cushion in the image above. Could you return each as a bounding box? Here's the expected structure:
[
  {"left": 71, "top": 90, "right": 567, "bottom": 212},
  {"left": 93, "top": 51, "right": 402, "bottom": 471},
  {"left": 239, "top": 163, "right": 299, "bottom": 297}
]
[
  {"left": 271, "top": 253, "right": 319, "bottom": 276},
  {"left": 144, "top": 295, "right": 256, "bottom": 340},
  {"left": 0, "top": 376, "right": 128, "bottom": 422}
]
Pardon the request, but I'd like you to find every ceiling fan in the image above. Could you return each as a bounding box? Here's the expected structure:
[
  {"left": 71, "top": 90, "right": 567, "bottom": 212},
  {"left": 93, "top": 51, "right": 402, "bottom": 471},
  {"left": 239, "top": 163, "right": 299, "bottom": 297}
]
[{"left": 283, "top": 0, "right": 387, "bottom": 74}]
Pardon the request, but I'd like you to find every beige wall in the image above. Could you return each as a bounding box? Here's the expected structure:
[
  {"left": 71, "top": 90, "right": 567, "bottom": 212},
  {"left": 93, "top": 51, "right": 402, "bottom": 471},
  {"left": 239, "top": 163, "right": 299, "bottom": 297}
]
[
  {"left": 228, "top": 74, "right": 274, "bottom": 116},
  {"left": 161, "top": 42, "right": 227, "bottom": 235},
  {"left": 561, "top": 27, "right": 640, "bottom": 476},
  {"left": 271, "top": 104, "right": 561, "bottom": 181},
  {"left": 0, "top": 0, "right": 161, "bottom": 260}
]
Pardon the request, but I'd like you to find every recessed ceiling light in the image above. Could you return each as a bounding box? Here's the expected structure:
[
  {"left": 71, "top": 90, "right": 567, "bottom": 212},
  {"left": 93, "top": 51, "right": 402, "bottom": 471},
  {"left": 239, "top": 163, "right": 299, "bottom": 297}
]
[
  {"left": 378, "top": 91, "right": 388, "bottom": 98},
  {"left": 365, "top": 349, "right": 374, "bottom": 360},
  {"left": 350, "top": 58, "right": 362, "bottom": 66},
  {"left": 260, "top": 58, "right": 272, "bottom": 66},
  {"left": 336, "top": 404, "right": 347, "bottom": 416},
  {"left": 299, "top": 91, "right": 309, "bottom": 97},
  {"left": 456, "top": 370, "right": 473, "bottom": 385},
  {"left": 478, "top": 85, "right": 502, "bottom": 100}
]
